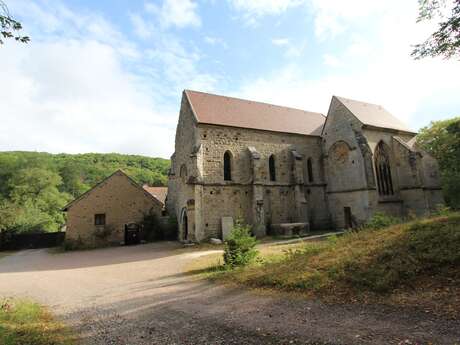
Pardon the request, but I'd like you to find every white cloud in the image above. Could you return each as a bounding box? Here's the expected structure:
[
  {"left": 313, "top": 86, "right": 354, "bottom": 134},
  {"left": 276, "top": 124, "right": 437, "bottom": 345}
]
[
  {"left": 130, "top": 14, "right": 155, "bottom": 39},
  {"left": 308, "top": 0, "right": 387, "bottom": 40},
  {"left": 272, "top": 38, "right": 290, "bottom": 46},
  {"left": 322, "top": 54, "right": 341, "bottom": 67},
  {"left": 229, "top": 0, "right": 304, "bottom": 26},
  {"left": 0, "top": 0, "right": 206, "bottom": 158},
  {"left": 0, "top": 40, "right": 177, "bottom": 158},
  {"left": 271, "top": 38, "right": 307, "bottom": 58},
  {"left": 145, "top": 0, "right": 201, "bottom": 29},
  {"left": 230, "top": 0, "right": 303, "bottom": 16},
  {"left": 233, "top": 1, "right": 459, "bottom": 131},
  {"left": 204, "top": 36, "right": 228, "bottom": 49},
  {"left": 144, "top": 34, "right": 220, "bottom": 93}
]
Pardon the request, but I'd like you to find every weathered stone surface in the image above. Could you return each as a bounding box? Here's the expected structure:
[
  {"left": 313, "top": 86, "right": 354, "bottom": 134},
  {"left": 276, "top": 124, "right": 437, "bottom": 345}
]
[
  {"left": 167, "top": 92, "right": 444, "bottom": 241},
  {"left": 209, "top": 238, "right": 223, "bottom": 245},
  {"left": 221, "top": 217, "right": 234, "bottom": 240},
  {"left": 65, "top": 171, "right": 163, "bottom": 246}
]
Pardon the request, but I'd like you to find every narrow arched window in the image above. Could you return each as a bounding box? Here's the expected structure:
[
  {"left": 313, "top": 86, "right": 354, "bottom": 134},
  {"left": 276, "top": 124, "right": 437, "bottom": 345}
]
[
  {"left": 224, "top": 151, "right": 232, "bottom": 181},
  {"left": 307, "top": 158, "right": 314, "bottom": 183},
  {"left": 374, "top": 142, "right": 394, "bottom": 196},
  {"left": 269, "top": 155, "right": 276, "bottom": 181}
]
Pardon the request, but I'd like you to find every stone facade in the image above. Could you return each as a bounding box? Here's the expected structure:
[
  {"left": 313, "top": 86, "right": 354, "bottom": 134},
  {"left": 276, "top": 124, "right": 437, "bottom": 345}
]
[
  {"left": 322, "top": 97, "right": 443, "bottom": 228},
  {"left": 64, "top": 170, "right": 163, "bottom": 246},
  {"left": 167, "top": 91, "right": 444, "bottom": 241}
]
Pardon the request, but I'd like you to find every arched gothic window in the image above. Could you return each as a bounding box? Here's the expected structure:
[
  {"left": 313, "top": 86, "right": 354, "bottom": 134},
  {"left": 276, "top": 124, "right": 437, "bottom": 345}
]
[
  {"left": 307, "top": 158, "right": 314, "bottom": 183},
  {"left": 374, "top": 142, "right": 394, "bottom": 196},
  {"left": 224, "top": 151, "right": 232, "bottom": 181},
  {"left": 269, "top": 155, "right": 276, "bottom": 181}
]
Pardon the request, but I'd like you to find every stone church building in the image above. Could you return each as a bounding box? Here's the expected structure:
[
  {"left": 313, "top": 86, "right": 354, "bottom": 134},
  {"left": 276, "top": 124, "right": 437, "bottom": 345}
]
[{"left": 167, "top": 90, "right": 443, "bottom": 242}]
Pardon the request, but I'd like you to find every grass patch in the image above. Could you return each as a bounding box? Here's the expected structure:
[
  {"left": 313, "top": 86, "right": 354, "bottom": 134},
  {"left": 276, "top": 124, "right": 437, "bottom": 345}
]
[
  {"left": 260, "top": 229, "right": 340, "bottom": 243},
  {"left": 0, "top": 298, "right": 77, "bottom": 345},
  {"left": 184, "top": 241, "right": 312, "bottom": 276},
  {"left": 195, "top": 213, "right": 460, "bottom": 315}
]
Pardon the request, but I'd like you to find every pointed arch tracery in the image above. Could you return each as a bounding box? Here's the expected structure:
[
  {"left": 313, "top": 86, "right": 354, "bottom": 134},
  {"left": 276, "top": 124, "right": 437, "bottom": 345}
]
[{"left": 374, "top": 141, "right": 394, "bottom": 196}]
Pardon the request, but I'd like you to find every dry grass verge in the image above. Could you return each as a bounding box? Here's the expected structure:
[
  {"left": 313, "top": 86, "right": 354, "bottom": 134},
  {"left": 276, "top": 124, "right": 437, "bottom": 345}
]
[
  {"left": 0, "top": 298, "right": 77, "bottom": 345},
  {"left": 190, "top": 214, "right": 460, "bottom": 317}
]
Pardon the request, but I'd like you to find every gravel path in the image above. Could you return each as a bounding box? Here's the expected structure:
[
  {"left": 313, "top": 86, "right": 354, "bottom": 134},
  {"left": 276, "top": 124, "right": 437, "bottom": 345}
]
[{"left": 0, "top": 243, "right": 458, "bottom": 345}]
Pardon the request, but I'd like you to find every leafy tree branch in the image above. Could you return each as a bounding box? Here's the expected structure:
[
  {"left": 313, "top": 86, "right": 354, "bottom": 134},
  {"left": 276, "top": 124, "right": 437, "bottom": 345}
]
[
  {"left": 0, "top": 0, "right": 29, "bottom": 45},
  {"left": 412, "top": 0, "right": 460, "bottom": 59}
]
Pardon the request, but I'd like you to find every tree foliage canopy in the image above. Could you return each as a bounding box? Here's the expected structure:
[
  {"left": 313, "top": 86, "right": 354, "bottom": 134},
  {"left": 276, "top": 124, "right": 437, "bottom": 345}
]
[
  {"left": 417, "top": 116, "right": 460, "bottom": 207},
  {"left": 412, "top": 0, "right": 460, "bottom": 59},
  {"left": 0, "top": 1, "right": 29, "bottom": 45},
  {"left": 0, "top": 151, "right": 170, "bottom": 233}
]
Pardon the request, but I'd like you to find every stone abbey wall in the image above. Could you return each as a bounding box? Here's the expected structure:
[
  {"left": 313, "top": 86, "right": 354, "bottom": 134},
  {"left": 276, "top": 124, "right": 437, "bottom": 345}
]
[
  {"left": 167, "top": 93, "right": 444, "bottom": 241},
  {"left": 167, "top": 96, "right": 199, "bottom": 240},
  {"left": 167, "top": 96, "right": 331, "bottom": 241},
  {"left": 192, "top": 123, "right": 330, "bottom": 240},
  {"left": 321, "top": 97, "right": 443, "bottom": 228}
]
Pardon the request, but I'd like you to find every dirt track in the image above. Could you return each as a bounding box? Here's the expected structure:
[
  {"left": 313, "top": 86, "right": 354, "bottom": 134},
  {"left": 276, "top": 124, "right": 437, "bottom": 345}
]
[{"left": 0, "top": 243, "right": 458, "bottom": 345}]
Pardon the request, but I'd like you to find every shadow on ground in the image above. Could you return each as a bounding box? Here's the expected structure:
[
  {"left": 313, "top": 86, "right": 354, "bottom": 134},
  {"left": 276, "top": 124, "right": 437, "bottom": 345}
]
[
  {"left": 0, "top": 242, "right": 185, "bottom": 273},
  {"left": 66, "top": 276, "right": 460, "bottom": 345}
]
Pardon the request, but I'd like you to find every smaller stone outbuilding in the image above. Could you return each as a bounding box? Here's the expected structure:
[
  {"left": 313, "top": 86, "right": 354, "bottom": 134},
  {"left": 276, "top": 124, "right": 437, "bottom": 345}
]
[
  {"left": 142, "top": 186, "right": 168, "bottom": 215},
  {"left": 63, "top": 170, "right": 165, "bottom": 247}
]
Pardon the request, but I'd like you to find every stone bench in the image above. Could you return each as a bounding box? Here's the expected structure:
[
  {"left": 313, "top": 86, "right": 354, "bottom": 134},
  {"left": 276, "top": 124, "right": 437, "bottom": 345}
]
[{"left": 269, "top": 222, "right": 309, "bottom": 237}]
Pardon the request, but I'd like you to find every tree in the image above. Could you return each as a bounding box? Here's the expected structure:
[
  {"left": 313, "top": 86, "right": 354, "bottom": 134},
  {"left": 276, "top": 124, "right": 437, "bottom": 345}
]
[
  {"left": 0, "top": 0, "right": 29, "bottom": 45},
  {"left": 7, "top": 168, "right": 72, "bottom": 232},
  {"left": 0, "top": 151, "right": 170, "bottom": 233},
  {"left": 417, "top": 116, "right": 460, "bottom": 207},
  {"left": 412, "top": 0, "right": 460, "bottom": 59}
]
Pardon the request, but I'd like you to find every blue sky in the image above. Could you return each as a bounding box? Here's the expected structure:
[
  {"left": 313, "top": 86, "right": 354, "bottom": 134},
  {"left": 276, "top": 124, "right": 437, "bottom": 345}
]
[{"left": 1, "top": 0, "right": 459, "bottom": 158}]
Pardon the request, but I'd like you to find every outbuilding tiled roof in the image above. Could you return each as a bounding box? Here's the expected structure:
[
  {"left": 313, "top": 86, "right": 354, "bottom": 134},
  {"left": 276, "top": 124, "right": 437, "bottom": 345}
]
[
  {"left": 143, "top": 186, "right": 168, "bottom": 206},
  {"left": 335, "top": 96, "right": 415, "bottom": 134},
  {"left": 63, "top": 170, "right": 162, "bottom": 211},
  {"left": 185, "top": 90, "right": 326, "bottom": 136}
]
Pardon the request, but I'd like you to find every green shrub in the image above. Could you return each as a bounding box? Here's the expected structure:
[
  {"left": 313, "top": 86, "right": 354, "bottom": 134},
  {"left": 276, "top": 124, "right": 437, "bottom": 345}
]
[
  {"left": 141, "top": 212, "right": 178, "bottom": 241},
  {"left": 141, "top": 212, "right": 162, "bottom": 241},
  {"left": 223, "top": 220, "right": 259, "bottom": 268},
  {"left": 326, "top": 234, "right": 339, "bottom": 245},
  {"left": 363, "top": 212, "right": 400, "bottom": 230},
  {"left": 431, "top": 204, "right": 452, "bottom": 217},
  {"left": 164, "top": 215, "right": 178, "bottom": 240}
]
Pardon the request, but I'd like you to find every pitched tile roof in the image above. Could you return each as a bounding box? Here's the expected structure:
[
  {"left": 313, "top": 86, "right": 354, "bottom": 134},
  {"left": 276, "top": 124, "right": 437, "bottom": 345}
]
[
  {"left": 335, "top": 96, "right": 415, "bottom": 134},
  {"left": 143, "top": 186, "right": 168, "bottom": 206},
  {"left": 185, "top": 90, "right": 326, "bottom": 136},
  {"left": 63, "top": 170, "right": 162, "bottom": 211}
]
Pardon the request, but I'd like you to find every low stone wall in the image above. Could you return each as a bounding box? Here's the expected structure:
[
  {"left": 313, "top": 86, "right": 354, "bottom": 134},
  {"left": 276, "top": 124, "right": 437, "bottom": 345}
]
[{"left": 0, "top": 231, "right": 66, "bottom": 250}]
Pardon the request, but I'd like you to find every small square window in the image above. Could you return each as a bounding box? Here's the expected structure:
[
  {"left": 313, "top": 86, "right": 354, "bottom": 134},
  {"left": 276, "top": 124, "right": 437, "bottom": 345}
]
[{"left": 94, "top": 214, "right": 106, "bottom": 225}]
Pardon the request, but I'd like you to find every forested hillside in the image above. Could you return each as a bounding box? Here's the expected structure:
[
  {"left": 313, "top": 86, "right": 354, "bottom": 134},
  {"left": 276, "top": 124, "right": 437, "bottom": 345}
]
[{"left": 0, "top": 152, "right": 170, "bottom": 233}]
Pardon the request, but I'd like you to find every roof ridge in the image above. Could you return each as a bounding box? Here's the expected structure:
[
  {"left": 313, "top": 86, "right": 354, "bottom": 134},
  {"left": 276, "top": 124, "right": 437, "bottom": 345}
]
[
  {"left": 63, "top": 169, "right": 162, "bottom": 211},
  {"left": 333, "top": 95, "right": 416, "bottom": 134},
  {"left": 185, "top": 89, "right": 326, "bottom": 117},
  {"left": 334, "top": 95, "right": 386, "bottom": 110}
]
